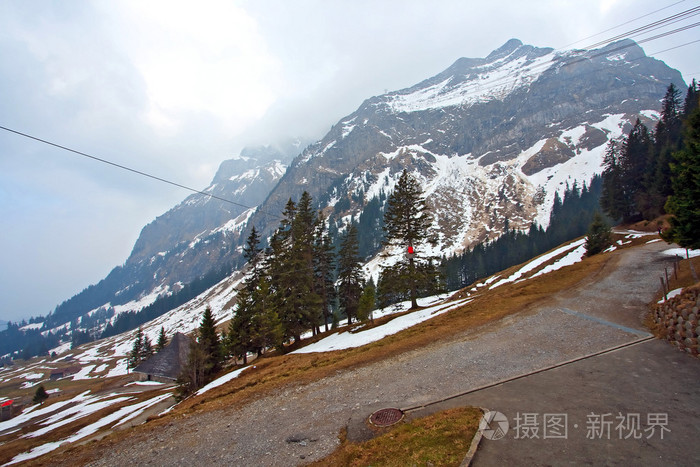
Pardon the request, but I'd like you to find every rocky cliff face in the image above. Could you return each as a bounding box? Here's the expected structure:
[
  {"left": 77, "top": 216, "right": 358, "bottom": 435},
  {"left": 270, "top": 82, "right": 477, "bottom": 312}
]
[{"left": 249, "top": 38, "right": 683, "bottom": 258}]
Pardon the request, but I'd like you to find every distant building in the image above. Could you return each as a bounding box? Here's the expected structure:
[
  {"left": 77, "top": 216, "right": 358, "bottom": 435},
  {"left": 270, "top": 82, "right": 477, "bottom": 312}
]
[
  {"left": 133, "top": 332, "right": 192, "bottom": 383},
  {"left": 49, "top": 366, "right": 82, "bottom": 381},
  {"left": 1, "top": 400, "right": 23, "bottom": 421}
]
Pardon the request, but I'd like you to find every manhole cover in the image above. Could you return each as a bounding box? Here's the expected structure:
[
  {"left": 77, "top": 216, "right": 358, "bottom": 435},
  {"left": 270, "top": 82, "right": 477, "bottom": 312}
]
[{"left": 369, "top": 408, "right": 404, "bottom": 427}]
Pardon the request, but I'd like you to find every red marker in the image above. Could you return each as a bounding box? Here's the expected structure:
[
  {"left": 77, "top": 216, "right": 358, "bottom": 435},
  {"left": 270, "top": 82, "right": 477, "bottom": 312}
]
[{"left": 408, "top": 246, "right": 414, "bottom": 254}]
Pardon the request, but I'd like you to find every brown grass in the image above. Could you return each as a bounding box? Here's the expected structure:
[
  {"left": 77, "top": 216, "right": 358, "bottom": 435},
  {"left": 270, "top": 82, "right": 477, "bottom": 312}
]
[{"left": 309, "top": 406, "right": 482, "bottom": 466}]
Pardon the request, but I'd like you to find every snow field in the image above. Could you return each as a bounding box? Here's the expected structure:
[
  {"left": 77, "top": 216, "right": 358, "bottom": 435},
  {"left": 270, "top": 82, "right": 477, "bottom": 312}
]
[{"left": 5, "top": 390, "right": 174, "bottom": 465}]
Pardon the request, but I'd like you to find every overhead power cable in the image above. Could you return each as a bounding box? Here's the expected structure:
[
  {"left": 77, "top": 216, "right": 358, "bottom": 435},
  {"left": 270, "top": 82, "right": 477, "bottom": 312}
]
[
  {"left": 560, "top": 0, "right": 688, "bottom": 49},
  {"left": 583, "top": 6, "right": 700, "bottom": 49},
  {"left": 0, "top": 125, "right": 282, "bottom": 220}
]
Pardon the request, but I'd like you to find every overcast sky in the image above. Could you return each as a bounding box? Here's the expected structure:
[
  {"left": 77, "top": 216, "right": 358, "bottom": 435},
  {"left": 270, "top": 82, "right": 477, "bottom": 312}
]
[{"left": 1, "top": 0, "right": 698, "bottom": 324}]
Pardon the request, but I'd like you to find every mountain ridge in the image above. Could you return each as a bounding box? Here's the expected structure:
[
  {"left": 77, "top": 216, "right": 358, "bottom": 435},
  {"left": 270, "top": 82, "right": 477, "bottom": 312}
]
[{"left": 3, "top": 37, "right": 685, "bottom": 359}]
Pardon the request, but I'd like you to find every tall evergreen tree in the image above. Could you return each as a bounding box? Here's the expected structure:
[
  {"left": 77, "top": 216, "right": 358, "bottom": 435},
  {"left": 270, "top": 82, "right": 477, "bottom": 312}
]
[
  {"left": 198, "top": 306, "right": 222, "bottom": 374},
  {"left": 266, "top": 194, "right": 322, "bottom": 345},
  {"left": 141, "top": 334, "right": 154, "bottom": 360},
  {"left": 248, "top": 277, "right": 282, "bottom": 356},
  {"left": 227, "top": 286, "right": 253, "bottom": 364},
  {"left": 382, "top": 170, "right": 434, "bottom": 308},
  {"left": 243, "top": 226, "right": 263, "bottom": 289},
  {"left": 338, "top": 224, "right": 363, "bottom": 325},
  {"left": 663, "top": 106, "right": 700, "bottom": 249},
  {"left": 127, "top": 327, "right": 145, "bottom": 370},
  {"left": 313, "top": 213, "right": 337, "bottom": 332},
  {"left": 156, "top": 326, "right": 168, "bottom": 352},
  {"left": 683, "top": 79, "right": 699, "bottom": 118},
  {"left": 292, "top": 192, "right": 322, "bottom": 334},
  {"left": 357, "top": 278, "right": 377, "bottom": 323},
  {"left": 656, "top": 83, "right": 683, "bottom": 150}
]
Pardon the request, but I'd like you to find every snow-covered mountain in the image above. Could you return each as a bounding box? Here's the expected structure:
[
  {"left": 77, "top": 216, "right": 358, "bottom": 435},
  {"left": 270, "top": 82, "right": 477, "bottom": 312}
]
[
  {"left": 248, "top": 38, "right": 682, "bottom": 257},
  {"left": 32, "top": 38, "right": 684, "bottom": 356}
]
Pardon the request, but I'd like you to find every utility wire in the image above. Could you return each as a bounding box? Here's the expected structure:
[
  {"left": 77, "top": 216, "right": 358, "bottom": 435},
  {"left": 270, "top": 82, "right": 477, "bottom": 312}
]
[
  {"left": 583, "top": 6, "right": 700, "bottom": 49},
  {"left": 560, "top": 0, "right": 688, "bottom": 49},
  {"left": 0, "top": 125, "right": 282, "bottom": 220}
]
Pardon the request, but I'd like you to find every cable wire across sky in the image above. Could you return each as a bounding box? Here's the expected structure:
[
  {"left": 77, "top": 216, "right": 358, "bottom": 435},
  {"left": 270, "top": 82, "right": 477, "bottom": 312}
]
[
  {"left": 1, "top": 1, "right": 698, "bottom": 225},
  {"left": 0, "top": 125, "right": 282, "bottom": 220}
]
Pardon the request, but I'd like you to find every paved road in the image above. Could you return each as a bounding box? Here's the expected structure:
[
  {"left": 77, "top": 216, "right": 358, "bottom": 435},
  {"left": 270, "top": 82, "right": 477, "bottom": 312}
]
[
  {"left": 447, "top": 338, "right": 700, "bottom": 466},
  {"left": 86, "top": 241, "right": 697, "bottom": 466}
]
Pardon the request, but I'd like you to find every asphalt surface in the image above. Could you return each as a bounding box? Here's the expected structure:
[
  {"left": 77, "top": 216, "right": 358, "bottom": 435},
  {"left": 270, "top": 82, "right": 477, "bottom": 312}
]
[{"left": 442, "top": 337, "right": 700, "bottom": 466}]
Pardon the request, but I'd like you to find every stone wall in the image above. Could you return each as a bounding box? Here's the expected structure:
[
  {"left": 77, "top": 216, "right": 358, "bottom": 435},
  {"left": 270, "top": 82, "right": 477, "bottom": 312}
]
[{"left": 652, "top": 284, "right": 700, "bottom": 357}]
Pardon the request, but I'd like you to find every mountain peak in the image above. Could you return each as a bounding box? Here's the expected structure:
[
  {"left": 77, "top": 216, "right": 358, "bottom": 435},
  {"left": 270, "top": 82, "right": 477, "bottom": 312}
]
[{"left": 486, "top": 38, "right": 524, "bottom": 59}]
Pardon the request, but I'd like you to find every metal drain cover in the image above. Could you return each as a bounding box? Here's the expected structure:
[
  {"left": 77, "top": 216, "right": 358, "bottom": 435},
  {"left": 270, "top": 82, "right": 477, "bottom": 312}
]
[{"left": 369, "top": 408, "right": 404, "bottom": 427}]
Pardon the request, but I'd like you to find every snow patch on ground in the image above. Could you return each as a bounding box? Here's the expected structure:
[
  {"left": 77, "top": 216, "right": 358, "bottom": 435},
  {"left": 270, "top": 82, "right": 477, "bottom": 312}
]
[
  {"left": 292, "top": 298, "right": 471, "bottom": 354},
  {"left": 490, "top": 239, "right": 586, "bottom": 289},
  {"left": 661, "top": 248, "right": 700, "bottom": 259},
  {"left": 658, "top": 288, "right": 684, "bottom": 303},
  {"left": 530, "top": 244, "right": 587, "bottom": 279},
  {"left": 195, "top": 366, "right": 249, "bottom": 396}
]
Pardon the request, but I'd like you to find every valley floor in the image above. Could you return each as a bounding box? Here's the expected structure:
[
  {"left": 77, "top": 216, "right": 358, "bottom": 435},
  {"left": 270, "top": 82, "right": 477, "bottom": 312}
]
[{"left": 63, "top": 240, "right": 699, "bottom": 466}]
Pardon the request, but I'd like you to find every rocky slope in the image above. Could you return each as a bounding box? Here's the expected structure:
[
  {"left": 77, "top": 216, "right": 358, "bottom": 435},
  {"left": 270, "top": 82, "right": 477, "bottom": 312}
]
[
  {"left": 36, "top": 37, "right": 684, "bottom": 351},
  {"left": 252, "top": 38, "right": 682, "bottom": 258}
]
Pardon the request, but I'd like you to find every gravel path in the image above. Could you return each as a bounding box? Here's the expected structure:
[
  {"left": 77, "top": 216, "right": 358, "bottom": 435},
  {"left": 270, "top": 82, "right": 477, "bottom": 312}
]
[{"left": 86, "top": 241, "right": 676, "bottom": 466}]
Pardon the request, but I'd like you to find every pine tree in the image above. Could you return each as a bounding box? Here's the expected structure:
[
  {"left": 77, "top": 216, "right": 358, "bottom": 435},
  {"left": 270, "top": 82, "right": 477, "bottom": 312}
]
[
  {"left": 683, "top": 79, "right": 699, "bottom": 118},
  {"left": 33, "top": 385, "right": 49, "bottom": 404},
  {"left": 243, "top": 226, "right": 262, "bottom": 289},
  {"left": 382, "top": 169, "right": 433, "bottom": 308},
  {"left": 265, "top": 194, "right": 321, "bottom": 346},
  {"left": 292, "top": 192, "right": 322, "bottom": 334},
  {"left": 248, "top": 277, "right": 282, "bottom": 356},
  {"left": 177, "top": 330, "right": 210, "bottom": 397},
  {"left": 313, "top": 213, "right": 337, "bottom": 332},
  {"left": 198, "top": 306, "right": 221, "bottom": 374},
  {"left": 585, "top": 212, "right": 612, "bottom": 256},
  {"left": 357, "top": 278, "right": 376, "bottom": 323},
  {"left": 227, "top": 287, "right": 253, "bottom": 364},
  {"left": 656, "top": 83, "right": 683, "bottom": 150},
  {"left": 141, "top": 335, "right": 153, "bottom": 360},
  {"left": 156, "top": 327, "right": 168, "bottom": 352},
  {"left": 663, "top": 106, "right": 700, "bottom": 249},
  {"left": 338, "top": 224, "right": 363, "bottom": 325},
  {"left": 127, "top": 327, "right": 145, "bottom": 370},
  {"left": 600, "top": 140, "right": 628, "bottom": 221}
]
